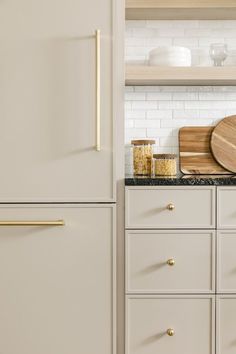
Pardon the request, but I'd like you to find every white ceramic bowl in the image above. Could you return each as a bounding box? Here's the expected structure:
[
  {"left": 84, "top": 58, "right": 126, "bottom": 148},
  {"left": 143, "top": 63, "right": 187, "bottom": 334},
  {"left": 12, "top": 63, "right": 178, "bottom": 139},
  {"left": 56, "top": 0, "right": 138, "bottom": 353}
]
[{"left": 149, "top": 46, "right": 192, "bottom": 67}]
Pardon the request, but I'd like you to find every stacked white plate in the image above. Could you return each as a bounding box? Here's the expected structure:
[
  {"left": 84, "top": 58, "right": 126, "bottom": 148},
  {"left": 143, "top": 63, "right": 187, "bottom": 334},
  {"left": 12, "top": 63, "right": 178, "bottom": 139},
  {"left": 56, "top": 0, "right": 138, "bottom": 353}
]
[{"left": 149, "top": 46, "right": 192, "bottom": 67}]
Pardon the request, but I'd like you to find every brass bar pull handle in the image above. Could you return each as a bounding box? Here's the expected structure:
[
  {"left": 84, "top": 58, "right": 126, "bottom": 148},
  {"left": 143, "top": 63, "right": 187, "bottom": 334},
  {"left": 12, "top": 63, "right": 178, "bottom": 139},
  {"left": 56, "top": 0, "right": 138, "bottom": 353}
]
[
  {"left": 0, "top": 220, "right": 65, "bottom": 226},
  {"left": 95, "top": 29, "right": 101, "bottom": 152}
]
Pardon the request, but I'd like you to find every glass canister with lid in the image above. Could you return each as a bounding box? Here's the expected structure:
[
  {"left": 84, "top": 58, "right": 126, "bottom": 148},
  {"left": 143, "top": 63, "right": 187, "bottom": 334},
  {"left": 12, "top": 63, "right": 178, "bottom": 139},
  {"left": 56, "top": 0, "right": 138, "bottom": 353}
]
[
  {"left": 131, "top": 139, "right": 155, "bottom": 176},
  {"left": 153, "top": 154, "right": 177, "bottom": 176}
]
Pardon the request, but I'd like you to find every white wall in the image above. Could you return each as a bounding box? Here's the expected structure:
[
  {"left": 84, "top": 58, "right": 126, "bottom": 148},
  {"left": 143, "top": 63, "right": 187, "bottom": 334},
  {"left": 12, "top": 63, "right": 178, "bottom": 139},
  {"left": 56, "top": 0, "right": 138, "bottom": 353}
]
[{"left": 125, "top": 20, "right": 236, "bottom": 175}]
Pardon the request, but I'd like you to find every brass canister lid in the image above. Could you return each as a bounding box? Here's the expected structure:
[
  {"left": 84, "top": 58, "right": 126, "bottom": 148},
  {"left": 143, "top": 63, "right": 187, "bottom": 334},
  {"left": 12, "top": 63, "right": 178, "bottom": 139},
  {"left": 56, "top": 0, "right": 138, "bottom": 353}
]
[
  {"left": 131, "top": 139, "right": 155, "bottom": 145},
  {"left": 153, "top": 154, "right": 177, "bottom": 159}
]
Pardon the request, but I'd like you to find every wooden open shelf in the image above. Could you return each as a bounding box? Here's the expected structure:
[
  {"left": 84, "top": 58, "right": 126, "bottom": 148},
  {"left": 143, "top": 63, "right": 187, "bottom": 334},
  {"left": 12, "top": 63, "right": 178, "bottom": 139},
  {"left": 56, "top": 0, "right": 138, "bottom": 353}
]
[
  {"left": 126, "top": 0, "right": 236, "bottom": 20},
  {"left": 125, "top": 65, "right": 236, "bottom": 86}
]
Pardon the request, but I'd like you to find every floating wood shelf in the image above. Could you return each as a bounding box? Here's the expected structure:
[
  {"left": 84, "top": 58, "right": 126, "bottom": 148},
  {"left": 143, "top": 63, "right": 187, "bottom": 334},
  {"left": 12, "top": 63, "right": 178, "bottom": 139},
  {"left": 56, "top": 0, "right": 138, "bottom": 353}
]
[
  {"left": 126, "top": 0, "right": 236, "bottom": 20},
  {"left": 125, "top": 65, "right": 236, "bottom": 86}
]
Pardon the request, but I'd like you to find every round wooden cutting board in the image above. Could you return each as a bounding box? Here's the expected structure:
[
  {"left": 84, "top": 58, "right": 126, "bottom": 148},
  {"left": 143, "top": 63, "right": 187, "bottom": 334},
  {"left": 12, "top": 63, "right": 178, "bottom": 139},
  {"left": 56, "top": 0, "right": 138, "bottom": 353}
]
[{"left": 211, "top": 115, "right": 236, "bottom": 173}]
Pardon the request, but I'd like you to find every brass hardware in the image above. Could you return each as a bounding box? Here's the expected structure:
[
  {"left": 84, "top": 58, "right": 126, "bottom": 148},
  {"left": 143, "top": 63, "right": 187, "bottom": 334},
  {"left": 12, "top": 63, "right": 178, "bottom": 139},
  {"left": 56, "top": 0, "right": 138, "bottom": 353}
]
[
  {"left": 95, "top": 29, "right": 101, "bottom": 152},
  {"left": 167, "top": 328, "right": 175, "bottom": 336},
  {"left": 167, "top": 203, "right": 175, "bottom": 211},
  {"left": 0, "top": 220, "right": 65, "bottom": 226},
  {"left": 167, "top": 258, "right": 175, "bottom": 266}
]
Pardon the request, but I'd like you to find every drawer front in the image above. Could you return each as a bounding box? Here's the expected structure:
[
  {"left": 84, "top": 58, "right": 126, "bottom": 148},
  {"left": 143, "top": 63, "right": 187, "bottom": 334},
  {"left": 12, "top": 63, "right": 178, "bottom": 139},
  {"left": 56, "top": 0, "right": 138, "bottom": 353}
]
[
  {"left": 217, "top": 231, "right": 236, "bottom": 292},
  {"left": 126, "top": 296, "right": 215, "bottom": 354},
  {"left": 217, "top": 296, "right": 236, "bottom": 354},
  {"left": 126, "top": 187, "right": 215, "bottom": 229},
  {"left": 217, "top": 187, "right": 236, "bottom": 228},
  {"left": 0, "top": 205, "right": 115, "bottom": 354},
  {"left": 126, "top": 231, "right": 215, "bottom": 293}
]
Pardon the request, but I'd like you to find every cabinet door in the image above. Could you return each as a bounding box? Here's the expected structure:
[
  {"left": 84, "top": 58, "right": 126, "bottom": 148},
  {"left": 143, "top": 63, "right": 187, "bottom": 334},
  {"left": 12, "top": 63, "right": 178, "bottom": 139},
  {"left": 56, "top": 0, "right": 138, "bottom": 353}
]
[
  {"left": 217, "top": 296, "right": 236, "bottom": 354},
  {"left": 126, "top": 295, "right": 215, "bottom": 354},
  {"left": 0, "top": 0, "right": 114, "bottom": 202},
  {"left": 217, "top": 231, "right": 236, "bottom": 292},
  {"left": 217, "top": 188, "right": 236, "bottom": 228},
  {"left": 126, "top": 230, "right": 215, "bottom": 294},
  {"left": 0, "top": 205, "right": 115, "bottom": 354}
]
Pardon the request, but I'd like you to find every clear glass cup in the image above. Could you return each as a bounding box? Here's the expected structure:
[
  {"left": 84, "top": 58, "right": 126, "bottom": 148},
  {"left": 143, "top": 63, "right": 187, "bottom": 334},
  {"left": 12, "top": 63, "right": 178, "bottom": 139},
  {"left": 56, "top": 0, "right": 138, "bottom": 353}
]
[{"left": 210, "top": 43, "right": 228, "bottom": 67}]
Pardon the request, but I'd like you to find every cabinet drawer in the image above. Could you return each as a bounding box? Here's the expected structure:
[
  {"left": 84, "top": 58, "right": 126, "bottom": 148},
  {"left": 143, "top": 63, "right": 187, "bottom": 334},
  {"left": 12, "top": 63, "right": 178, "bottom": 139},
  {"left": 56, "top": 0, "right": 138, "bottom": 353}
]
[
  {"left": 217, "top": 188, "right": 236, "bottom": 228},
  {"left": 126, "top": 187, "right": 215, "bottom": 229},
  {"left": 126, "top": 295, "right": 215, "bottom": 354},
  {"left": 0, "top": 204, "right": 115, "bottom": 354},
  {"left": 217, "top": 231, "right": 236, "bottom": 293},
  {"left": 217, "top": 296, "right": 236, "bottom": 354},
  {"left": 126, "top": 231, "right": 215, "bottom": 294}
]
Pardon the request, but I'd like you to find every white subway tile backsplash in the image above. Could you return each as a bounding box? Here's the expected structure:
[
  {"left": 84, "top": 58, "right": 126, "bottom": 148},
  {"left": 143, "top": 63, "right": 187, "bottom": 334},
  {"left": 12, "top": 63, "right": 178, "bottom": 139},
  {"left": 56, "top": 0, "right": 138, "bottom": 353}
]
[
  {"left": 172, "top": 92, "right": 198, "bottom": 101},
  {"left": 125, "top": 120, "right": 134, "bottom": 128},
  {"left": 147, "top": 110, "right": 173, "bottom": 119},
  {"left": 184, "top": 28, "right": 212, "bottom": 37},
  {"left": 126, "top": 92, "right": 146, "bottom": 100},
  {"left": 125, "top": 37, "right": 146, "bottom": 46},
  {"left": 132, "top": 101, "right": 158, "bottom": 110},
  {"left": 126, "top": 110, "right": 146, "bottom": 119},
  {"left": 199, "top": 20, "right": 224, "bottom": 29},
  {"left": 125, "top": 19, "right": 236, "bottom": 174},
  {"left": 147, "top": 92, "right": 172, "bottom": 100},
  {"left": 173, "top": 110, "right": 199, "bottom": 119},
  {"left": 134, "top": 86, "right": 161, "bottom": 92},
  {"left": 159, "top": 101, "right": 185, "bottom": 109},
  {"left": 184, "top": 101, "right": 228, "bottom": 109},
  {"left": 173, "top": 38, "right": 198, "bottom": 48},
  {"left": 198, "top": 110, "right": 226, "bottom": 119},
  {"left": 160, "top": 136, "right": 178, "bottom": 147},
  {"left": 146, "top": 38, "right": 172, "bottom": 47},
  {"left": 134, "top": 120, "right": 160, "bottom": 128},
  {"left": 147, "top": 128, "right": 173, "bottom": 137}
]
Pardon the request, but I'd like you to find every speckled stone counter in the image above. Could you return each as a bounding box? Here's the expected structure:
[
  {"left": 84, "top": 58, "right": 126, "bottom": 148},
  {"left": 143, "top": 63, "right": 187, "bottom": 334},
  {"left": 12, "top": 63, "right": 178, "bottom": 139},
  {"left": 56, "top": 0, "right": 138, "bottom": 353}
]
[{"left": 125, "top": 174, "right": 236, "bottom": 186}]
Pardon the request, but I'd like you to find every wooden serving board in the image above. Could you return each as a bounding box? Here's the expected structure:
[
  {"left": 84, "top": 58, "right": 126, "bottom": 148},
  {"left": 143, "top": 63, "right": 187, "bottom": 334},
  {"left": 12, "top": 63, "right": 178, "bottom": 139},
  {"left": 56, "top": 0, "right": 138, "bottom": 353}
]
[
  {"left": 211, "top": 115, "right": 236, "bottom": 173},
  {"left": 179, "top": 126, "right": 230, "bottom": 175}
]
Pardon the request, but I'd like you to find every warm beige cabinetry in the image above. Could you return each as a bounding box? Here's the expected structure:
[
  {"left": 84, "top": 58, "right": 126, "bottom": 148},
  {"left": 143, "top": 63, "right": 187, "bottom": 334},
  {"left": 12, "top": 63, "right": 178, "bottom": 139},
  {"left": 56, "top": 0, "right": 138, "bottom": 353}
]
[
  {"left": 217, "top": 296, "right": 236, "bottom": 354},
  {"left": 126, "top": 186, "right": 215, "bottom": 229},
  {"left": 127, "top": 295, "right": 215, "bottom": 354},
  {"left": 125, "top": 186, "right": 236, "bottom": 354},
  {"left": 0, "top": 0, "right": 114, "bottom": 202},
  {"left": 0, "top": 205, "right": 115, "bottom": 354},
  {"left": 126, "top": 230, "right": 215, "bottom": 294}
]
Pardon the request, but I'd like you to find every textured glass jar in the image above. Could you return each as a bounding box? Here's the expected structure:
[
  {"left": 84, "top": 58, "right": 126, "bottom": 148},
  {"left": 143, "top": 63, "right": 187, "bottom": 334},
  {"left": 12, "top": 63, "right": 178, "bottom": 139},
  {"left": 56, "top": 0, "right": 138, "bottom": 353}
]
[
  {"left": 154, "top": 154, "right": 177, "bottom": 176},
  {"left": 132, "top": 140, "right": 155, "bottom": 176}
]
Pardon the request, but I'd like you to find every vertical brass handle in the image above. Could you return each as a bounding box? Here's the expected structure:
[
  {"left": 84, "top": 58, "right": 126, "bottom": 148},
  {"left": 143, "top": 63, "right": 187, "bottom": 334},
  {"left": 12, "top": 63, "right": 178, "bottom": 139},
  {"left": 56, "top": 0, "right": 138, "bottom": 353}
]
[
  {"left": 167, "top": 328, "right": 175, "bottom": 336},
  {"left": 95, "top": 29, "right": 101, "bottom": 152}
]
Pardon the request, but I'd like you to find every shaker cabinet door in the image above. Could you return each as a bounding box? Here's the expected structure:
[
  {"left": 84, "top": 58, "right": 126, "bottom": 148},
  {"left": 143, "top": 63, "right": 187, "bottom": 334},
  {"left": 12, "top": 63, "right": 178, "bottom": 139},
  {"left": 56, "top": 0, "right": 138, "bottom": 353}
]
[
  {"left": 126, "top": 295, "right": 215, "bottom": 354},
  {"left": 0, "top": 0, "right": 114, "bottom": 202},
  {"left": 217, "top": 296, "right": 236, "bottom": 354},
  {"left": 0, "top": 205, "right": 115, "bottom": 354}
]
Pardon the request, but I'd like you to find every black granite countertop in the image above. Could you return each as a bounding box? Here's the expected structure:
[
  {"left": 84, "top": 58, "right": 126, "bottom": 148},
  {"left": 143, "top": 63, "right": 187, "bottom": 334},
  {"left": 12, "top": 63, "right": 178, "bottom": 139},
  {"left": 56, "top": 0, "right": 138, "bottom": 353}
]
[{"left": 125, "top": 174, "right": 236, "bottom": 186}]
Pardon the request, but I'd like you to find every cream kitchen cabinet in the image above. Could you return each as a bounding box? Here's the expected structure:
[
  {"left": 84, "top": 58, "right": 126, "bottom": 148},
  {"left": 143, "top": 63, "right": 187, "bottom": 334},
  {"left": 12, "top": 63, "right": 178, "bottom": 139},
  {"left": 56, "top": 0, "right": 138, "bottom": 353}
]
[
  {"left": 217, "top": 187, "right": 236, "bottom": 229},
  {"left": 217, "top": 296, "right": 236, "bottom": 354},
  {"left": 0, "top": 204, "right": 115, "bottom": 354},
  {"left": 0, "top": 0, "right": 115, "bottom": 202},
  {"left": 125, "top": 184, "right": 236, "bottom": 354},
  {"left": 217, "top": 231, "right": 236, "bottom": 293},
  {"left": 125, "top": 186, "right": 215, "bottom": 229},
  {"left": 126, "top": 230, "right": 215, "bottom": 294},
  {"left": 126, "top": 295, "right": 215, "bottom": 354}
]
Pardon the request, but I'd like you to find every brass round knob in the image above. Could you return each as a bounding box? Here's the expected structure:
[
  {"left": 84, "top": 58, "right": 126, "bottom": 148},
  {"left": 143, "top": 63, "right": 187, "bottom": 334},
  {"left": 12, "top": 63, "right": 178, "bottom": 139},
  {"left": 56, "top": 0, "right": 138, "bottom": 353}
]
[
  {"left": 167, "top": 203, "right": 175, "bottom": 211},
  {"left": 167, "top": 258, "right": 175, "bottom": 266},
  {"left": 167, "top": 328, "right": 175, "bottom": 337}
]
